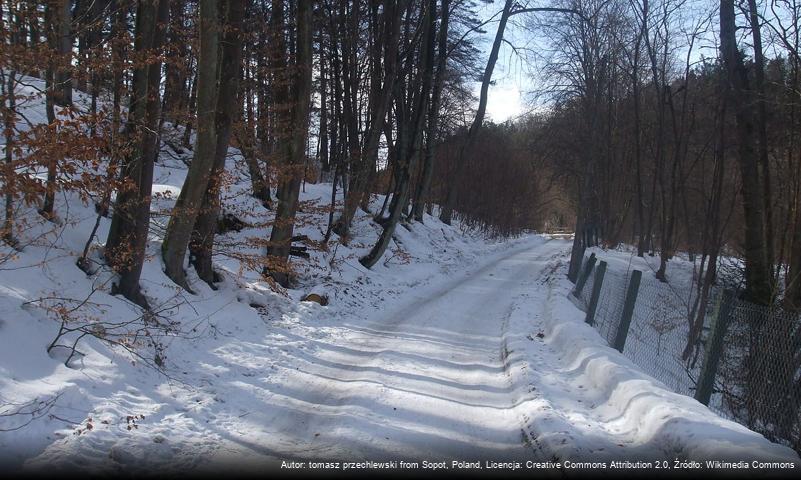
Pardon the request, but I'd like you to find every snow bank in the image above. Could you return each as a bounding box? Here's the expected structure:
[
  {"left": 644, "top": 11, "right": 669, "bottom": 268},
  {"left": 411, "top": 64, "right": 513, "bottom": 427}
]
[{"left": 506, "top": 250, "right": 799, "bottom": 465}]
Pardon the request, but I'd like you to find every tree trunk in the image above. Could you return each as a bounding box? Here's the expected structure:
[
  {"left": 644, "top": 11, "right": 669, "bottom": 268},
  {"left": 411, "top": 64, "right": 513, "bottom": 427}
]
[
  {"left": 105, "top": 0, "right": 168, "bottom": 308},
  {"left": 332, "top": 0, "right": 362, "bottom": 238},
  {"left": 319, "top": 40, "right": 329, "bottom": 176},
  {"left": 332, "top": 0, "right": 402, "bottom": 238},
  {"left": 41, "top": 1, "right": 60, "bottom": 218},
  {"left": 719, "top": 0, "right": 772, "bottom": 305},
  {"left": 440, "top": 0, "right": 513, "bottom": 225},
  {"left": 2, "top": 67, "right": 16, "bottom": 246},
  {"left": 98, "top": 0, "right": 127, "bottom": 218},
  {"left": 55, "top": 0, "right": 72, "bottom": 107},
  {"left": 190, "top": 0, "right": 247, "bottom": 287},
  {"left": 265, "top": 0, "right": 313, "bottom": 286},
  {"left": 255, "top": 23, "right": 273, "bottom": 207},
  {"left": 787, "top": 197, "right": 801, "bottom": 310},
  {"left": 684, "top": 93, "right": 727, "bottom": 358},
  {"left": 182, "top": 65, "right": 198, "bottom": 149},
  {"left": 237, "top": 103, "right": 271, "bottom": 205},
  {"left": 162, "top": 0, "right": 220, "bottom": 291},
  {"left": 162, "top": 0, "right": 188, "bottom": 126},
  {"left": 747, "top": 0, "right": 774, "bottom": 281},
  {"left": 361, "top": 0, "right": 434, "bottom": 268},
  {"left": 567, "top": 178, "right": 589, "bottom": 282},
  {"left": 412, "top": 0, "right": 449, "bottom": 223}
]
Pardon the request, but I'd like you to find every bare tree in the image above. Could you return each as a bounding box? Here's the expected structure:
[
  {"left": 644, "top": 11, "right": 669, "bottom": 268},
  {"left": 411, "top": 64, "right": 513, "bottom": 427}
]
[
  {"left": 105, "top": 0, "right": 169, "bottom": 308},
  {"left": 264, "top": 0, "right": 314, "bottom": 286},
  {"left": 719, "top": 0, "right": 773, "bottom": 305},
  {"left": 161, "top": 0, "right": 220, "bottom": 291},
  {"left": 191, "top": 0, "right": 248, "bottom": 286}
]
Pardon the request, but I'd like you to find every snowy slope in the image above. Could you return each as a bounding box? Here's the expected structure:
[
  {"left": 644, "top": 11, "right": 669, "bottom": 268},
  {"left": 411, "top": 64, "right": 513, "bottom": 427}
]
[{"left": 0, "top": 79, "right": 798, "bottom": 475}]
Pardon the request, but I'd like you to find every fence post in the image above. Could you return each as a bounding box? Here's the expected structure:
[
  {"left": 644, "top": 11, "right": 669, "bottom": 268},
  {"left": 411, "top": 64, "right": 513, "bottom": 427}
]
[
  {"left": 694, "top": 289, "right": 735, "bottom": 406},
  {"left": 585, "top": 261, "right": 607, "bottom": 326},
  {"left": 612, "top": 269, "right": 642, "bottom": 353},
  {"left": 573, "top": 253, "right": 597, "bottom": 296}
]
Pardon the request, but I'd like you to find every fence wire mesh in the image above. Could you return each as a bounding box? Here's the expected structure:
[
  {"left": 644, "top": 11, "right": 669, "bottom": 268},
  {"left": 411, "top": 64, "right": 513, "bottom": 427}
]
[
  {"left": 622, "top": 274, "right": 703, "bottom": 398},
  {"left": 715, "top": 297, "right": 801, "bottom": 452},
  {"left": 592, "top": 268, "right": 629, "bottom": 346},
  {"left": 570, "top": 251, "right": 801, "bottom": 454},
  {"left": 575, "top": 254, "right": 596, "bottom": 309}
]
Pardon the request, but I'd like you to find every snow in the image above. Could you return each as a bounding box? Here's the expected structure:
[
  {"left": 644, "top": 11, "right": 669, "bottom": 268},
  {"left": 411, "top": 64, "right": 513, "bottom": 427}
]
[
  {"left": 513, "top": 260, "right": 795, "bottom": 463},
  {"left": 572, "top": 247, "right": 708, "bottom": 398},
  {"left": 0, "top": 77, "right": 798, "bottom": 474},
  {"left": 573, "top": 247, "right": 743, "bottom": 410}
]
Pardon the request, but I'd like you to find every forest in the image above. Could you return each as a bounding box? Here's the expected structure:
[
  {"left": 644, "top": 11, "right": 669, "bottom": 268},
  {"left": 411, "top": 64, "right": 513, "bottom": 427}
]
[
  {"left": 1, "top": 0, "right": 801, "bottom": 473},
  {"left": 1, "top": 0, "right": 799, "bottom": 314}
]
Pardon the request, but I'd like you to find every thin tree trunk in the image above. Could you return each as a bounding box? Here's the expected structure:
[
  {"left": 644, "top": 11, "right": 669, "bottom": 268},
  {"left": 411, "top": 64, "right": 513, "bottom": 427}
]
[
  {"left": 41, "top": 2, "right": 59, "bottom": 218},
  {"left": 361, "top": 0, "right": 434, "bottom": 268},
  {"left": 747, "top": 0, "right": 774, "bottom": 282},
  {"left": 319, "top": 38, "right": 329, "bottom": 176},
  {"left": 2, "top": 67, "right": 17, "bottom": 246},
  {"left": 785, "top": 54, "right": 801, "bottom": 310},
  {"left": 98, "top": 0, "right": 127, "bottom": 218},
  {"left": 412, "top": 0, "right": 449, "bottom": 223},
  {"left": 332, "top": 0, "right": 402, "bottom": 238},
  {"left": 787, "top": 195, "right": 801, "bottom": 310},
  {"left": 55, "top": 0, "right": 72, "bottom": 107},
  {"left": 163, "top": 0, "right": 188, "bottom": 126},
  {"left": 440, "top": 0, "right": 513, "bottom": 225},
  {"left": 237, "top": 102, "right": 271, "bottom": 206},
  {"left": 255, "top": 23, "right": 273, "bottom": 206},
  {"left": 265, "top": 0, "right": 313, "bottom": 286},
  {"left": 182, "top": 64, "right": 198, "bottom": 149}
]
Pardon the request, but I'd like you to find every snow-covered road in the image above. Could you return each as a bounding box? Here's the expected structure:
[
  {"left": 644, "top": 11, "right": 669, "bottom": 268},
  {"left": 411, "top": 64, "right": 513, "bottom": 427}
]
[
  {"left": 238, "top": 237, "right": 798, "bottom": 470},
  {"left": 251, "top": 239, "right": 567, "bottom": 463}
]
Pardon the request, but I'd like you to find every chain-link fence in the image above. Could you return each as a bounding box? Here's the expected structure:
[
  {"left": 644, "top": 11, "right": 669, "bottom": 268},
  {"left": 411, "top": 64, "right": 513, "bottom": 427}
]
[
  {"left": 715, "top": 297, "right": 801, "bottom": 452},
  {"left": 571, "top": 254, "right": 701, "bottom": 397},
  {"left": 569, "top": 252, "right": 801, "bottom": 454},
  {"left": 590, "top": 266, "right": 628, "bottom": 346}
]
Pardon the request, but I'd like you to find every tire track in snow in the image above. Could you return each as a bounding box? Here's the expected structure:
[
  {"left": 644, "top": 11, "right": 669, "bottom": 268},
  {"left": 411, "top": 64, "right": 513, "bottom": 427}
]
[{"left": 250, "top": 239, "right": 570, "bottom": 464}]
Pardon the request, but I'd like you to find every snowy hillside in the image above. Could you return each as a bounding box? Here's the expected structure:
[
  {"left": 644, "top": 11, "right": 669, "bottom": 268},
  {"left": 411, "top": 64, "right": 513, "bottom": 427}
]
[{"left": 0, "top": 79, "right": 798, "bottom": 476}]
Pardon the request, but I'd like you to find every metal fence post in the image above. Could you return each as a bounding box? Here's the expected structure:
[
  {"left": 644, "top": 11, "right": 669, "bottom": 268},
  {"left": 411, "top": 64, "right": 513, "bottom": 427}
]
[
  {"left": 694, "top": 289, "right": 735, "bottom": 406},
  {"left": 573, "top": 253, "right": 597, "bottom": 297},
  {"left": 585, "top": 261, "right": 607, "bottom": 325},
  {"left": 612, "top": 269, "right": 642, "bottom": 353}
]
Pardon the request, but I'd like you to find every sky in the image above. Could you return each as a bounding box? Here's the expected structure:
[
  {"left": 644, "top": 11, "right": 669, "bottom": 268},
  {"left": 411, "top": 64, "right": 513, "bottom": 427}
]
[
  {"left": 474, "top": 0, "right": 723, "bottom": 123},
  {"left": 484, "top": 76, "right": 524, "bottom": 122},
  {"left": 473, "top": 1, "right": 537, "bottom": 123}
]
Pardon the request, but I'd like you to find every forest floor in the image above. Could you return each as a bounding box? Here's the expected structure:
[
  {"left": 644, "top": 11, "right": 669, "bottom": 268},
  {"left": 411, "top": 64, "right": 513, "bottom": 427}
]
[{"left": 0, "top": 77, "right": 797, "bottom": 475}]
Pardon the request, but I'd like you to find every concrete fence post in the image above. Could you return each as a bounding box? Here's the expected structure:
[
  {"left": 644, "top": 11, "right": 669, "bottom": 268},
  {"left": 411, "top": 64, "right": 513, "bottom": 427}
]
[
  {"left": 585, "top": 261, "right": 607, "bottom": 326},
  {"left": 612, "top": 269, "right": 642, "bottom": 352},
  {"left": 694, "top": 289, "right": 735, "bottom": 406},
  {"left": 573, "top": 253, "right": 597, "bottom": 297}
]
